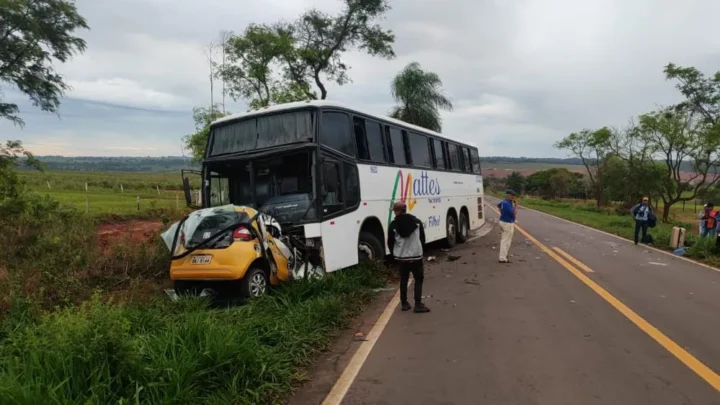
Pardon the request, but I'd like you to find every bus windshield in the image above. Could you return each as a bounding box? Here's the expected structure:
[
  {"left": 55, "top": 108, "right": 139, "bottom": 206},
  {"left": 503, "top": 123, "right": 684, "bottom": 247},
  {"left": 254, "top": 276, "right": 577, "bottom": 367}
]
[
  {"left": 208, "top": 110, "right": 315, "bottom": 157},
  {"left": 206, "top": 151, "right": 317, "bottom": 225}
]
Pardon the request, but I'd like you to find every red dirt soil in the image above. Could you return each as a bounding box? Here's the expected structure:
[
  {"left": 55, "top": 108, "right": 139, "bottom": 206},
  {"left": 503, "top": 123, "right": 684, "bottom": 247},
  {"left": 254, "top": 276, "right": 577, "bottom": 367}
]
[{"left": 97, "top": 220, "right": 164, "bottom": 245}]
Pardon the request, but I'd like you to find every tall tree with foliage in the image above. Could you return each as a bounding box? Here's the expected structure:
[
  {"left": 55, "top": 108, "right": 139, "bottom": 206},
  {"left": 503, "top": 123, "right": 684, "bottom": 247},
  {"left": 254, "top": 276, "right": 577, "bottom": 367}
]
[
  {"left": 631, "top": 106, "right": 720, "bottom": 221},
  {"left": 183, "top": 105, "right": 228, "bottom": 162},
  {"left": 218, "top": 24, "right": 313, "bottom": 109},
  {"left": 664, "top": 63, "right": 720, "bottom": 126},
  {"left": 555, "top": 127, "right": 613, "bottom": 206},
  {"left": 278, "top": 0, "right": 395, "bottom": 100},
  {"left": 389, "top": 62, "right": 453, "bottom": 132},
  {"left": 0, "top": 0, "right": 89, "bottom": 126}
]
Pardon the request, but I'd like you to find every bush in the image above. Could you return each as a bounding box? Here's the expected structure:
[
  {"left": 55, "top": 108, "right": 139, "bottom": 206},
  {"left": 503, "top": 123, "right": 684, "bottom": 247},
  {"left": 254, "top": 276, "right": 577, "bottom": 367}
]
[
  {"left": 0, "top": 191, "right": 171, "bottom": 314},
  {"left": 0, "top": 265, "right": 386, "bottom": 405}
]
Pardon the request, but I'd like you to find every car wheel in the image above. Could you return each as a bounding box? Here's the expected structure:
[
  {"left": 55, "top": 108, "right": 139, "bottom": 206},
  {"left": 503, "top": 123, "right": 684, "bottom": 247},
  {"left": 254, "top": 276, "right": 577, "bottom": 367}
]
[{"left": 240, "top": 267, "right": 269, "bottom": 298}]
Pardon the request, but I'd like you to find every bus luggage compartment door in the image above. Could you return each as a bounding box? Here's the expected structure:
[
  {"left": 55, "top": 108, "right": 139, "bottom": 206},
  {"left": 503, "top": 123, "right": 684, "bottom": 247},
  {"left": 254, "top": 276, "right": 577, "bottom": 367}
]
[{"left": 320, "top": 215, "right": 360, "bottom": 272}]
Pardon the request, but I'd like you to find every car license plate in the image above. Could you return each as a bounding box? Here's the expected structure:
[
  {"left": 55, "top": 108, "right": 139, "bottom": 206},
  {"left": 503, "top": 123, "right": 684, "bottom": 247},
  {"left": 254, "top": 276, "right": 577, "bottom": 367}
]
[{"left": 191, "top": 255, "right": 212, "bottom": 265}]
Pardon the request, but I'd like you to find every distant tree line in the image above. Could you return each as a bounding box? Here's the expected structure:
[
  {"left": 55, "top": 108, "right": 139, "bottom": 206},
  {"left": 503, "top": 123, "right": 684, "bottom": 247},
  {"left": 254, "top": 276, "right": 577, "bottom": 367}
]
[
  {"left": 485, "top": 168, "right": 588, "bottom": 200},
  {"left": 16, "top": 156, "right": 199, "bottom": 172}
]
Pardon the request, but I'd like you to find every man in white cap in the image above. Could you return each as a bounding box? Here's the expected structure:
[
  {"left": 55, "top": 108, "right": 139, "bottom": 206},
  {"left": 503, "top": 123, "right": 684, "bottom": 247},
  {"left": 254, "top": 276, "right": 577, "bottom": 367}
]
[{"left": 388, "top": 201, "right": 430, "bottom": 313}]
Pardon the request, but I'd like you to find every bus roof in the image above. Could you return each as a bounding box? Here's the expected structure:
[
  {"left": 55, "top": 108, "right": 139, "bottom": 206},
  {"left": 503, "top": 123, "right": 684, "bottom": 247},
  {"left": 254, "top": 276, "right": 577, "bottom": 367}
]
[{"left": 211, "top": 100, "right": 478, "bottom": 148}]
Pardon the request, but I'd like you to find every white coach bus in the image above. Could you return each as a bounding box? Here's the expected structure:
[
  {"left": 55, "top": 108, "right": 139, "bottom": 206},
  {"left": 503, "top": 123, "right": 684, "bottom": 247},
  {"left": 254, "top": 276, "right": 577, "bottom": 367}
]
[{"left": 182, "top": 100, "right": 484, "bottom": 273}]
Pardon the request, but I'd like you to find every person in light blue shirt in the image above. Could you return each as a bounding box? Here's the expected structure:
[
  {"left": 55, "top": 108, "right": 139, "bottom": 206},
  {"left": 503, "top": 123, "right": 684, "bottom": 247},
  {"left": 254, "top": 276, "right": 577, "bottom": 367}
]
[
  {"left": 497, "top": 189, "right": 517, "bottom": 263},
  {"left": 630, "top": 197, "right": 653, "bottom": 245}
]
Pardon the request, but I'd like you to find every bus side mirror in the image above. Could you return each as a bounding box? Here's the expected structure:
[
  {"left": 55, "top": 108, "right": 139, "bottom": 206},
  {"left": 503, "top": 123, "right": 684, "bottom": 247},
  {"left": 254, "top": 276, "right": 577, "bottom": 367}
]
[{"left": 182, "top": 177, "right": 193, "bottom": 207}]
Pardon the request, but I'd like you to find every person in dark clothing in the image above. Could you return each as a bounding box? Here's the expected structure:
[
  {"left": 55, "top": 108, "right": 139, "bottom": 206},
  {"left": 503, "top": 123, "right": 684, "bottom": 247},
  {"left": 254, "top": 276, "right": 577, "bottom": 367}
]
[
  {"left": 387, "top": 201, "right": 430, "bottom": 313},
  {"left": 630, "top": 196, "right": 653, "bottom": 245}
]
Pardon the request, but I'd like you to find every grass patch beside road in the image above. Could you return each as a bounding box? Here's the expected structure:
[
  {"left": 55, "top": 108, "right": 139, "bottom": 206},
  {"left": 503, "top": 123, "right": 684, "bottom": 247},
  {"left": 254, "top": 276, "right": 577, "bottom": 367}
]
[
  {"left": 506, "top": 196, "right": 720, "bottom": 267},
  {"left": 0, "top": 265, "right": 387, "bottom": 405}
]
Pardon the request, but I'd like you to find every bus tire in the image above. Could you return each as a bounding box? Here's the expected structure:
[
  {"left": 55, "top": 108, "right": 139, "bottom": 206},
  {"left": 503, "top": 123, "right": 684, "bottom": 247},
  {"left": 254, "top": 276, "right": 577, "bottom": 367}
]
[
  {"left": 445, "top": 215, "right": 457, "bottom": 248},
  {"left": 240, "top": 267, "right": 269, "bottom": 298},
  {"left": 359, "top": 231, "right": 384, "bottom": 262},
  {"left": 457, "top": 211, "right": 469, "bottom": 244}
]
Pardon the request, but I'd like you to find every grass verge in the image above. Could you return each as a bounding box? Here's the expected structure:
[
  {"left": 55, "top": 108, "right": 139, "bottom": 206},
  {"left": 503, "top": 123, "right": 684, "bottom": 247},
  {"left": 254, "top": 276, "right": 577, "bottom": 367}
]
[
  {"left": 510, "top": 196, "right": 720, "bottom": 267},
  {"left": 0, "top": 264, "right": 388, "bottom": 405}
]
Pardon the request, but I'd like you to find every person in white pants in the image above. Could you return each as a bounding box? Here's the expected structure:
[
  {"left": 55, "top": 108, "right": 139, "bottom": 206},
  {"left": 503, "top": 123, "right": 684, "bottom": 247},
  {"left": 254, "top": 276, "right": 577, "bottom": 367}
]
[{"left": 498, "top": 189, "right": 518, "bottom": 263}]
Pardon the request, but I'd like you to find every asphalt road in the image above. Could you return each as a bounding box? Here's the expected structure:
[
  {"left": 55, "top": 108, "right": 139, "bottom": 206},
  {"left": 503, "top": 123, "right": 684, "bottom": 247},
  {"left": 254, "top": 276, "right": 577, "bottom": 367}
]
[{"left": 335, "top": 198, "right": 720, "bottom": 405}]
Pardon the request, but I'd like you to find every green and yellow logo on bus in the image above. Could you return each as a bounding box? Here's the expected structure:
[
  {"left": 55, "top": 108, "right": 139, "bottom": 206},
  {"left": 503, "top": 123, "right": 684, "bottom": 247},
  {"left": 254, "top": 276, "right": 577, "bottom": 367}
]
[{"left": 386, "top": 169, "right": 442, "bottom": 228}]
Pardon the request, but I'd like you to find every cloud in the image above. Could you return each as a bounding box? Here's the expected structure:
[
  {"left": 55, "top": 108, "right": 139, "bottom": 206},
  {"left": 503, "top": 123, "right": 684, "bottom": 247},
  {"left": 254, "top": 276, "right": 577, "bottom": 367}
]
[{"left": 4, "top": 0, "right": 720, "bottom": 158}]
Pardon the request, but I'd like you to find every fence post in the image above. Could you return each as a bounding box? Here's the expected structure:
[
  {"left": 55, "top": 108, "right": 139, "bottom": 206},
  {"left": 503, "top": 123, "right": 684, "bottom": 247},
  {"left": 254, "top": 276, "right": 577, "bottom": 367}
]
[
  {"left": 120, "top": 184, "right": 124, "bottom": 194},
  {"left": 156, "top": 186, "right": 161, "bottom": 195},
  {"left": 46, "top": 180, "right": 51, "bottom": 190},
  {"left": 136, "top": 196, "right": 140, "bottom": 212}
]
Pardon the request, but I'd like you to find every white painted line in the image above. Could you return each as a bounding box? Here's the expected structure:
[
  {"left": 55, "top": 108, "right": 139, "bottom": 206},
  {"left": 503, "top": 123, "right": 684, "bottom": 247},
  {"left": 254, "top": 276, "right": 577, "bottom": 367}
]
[
  {"left": 485, "top": 197, "right": 720, "bottom": 275},
  {"left": 648, "top": 262, "right": 668, "bottom": 266},
  {"left": 321, "top": 280, "right": 413, "bottom": 405}
]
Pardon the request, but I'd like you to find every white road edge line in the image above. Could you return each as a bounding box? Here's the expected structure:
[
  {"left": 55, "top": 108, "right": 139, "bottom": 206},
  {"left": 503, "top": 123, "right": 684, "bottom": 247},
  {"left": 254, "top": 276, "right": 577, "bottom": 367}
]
[
  {"left": 321, "top": 279, "right": 414, "bottom": 405},
  {"left": 485, "top": 197, "right": 720, "bottom": 275}
]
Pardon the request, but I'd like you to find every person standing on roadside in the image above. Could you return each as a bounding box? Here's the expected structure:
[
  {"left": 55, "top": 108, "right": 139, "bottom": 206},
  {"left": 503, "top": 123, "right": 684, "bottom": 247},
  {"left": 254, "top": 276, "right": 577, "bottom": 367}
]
[
  {"left": 498, "top": 189, "right": 517, "bottom": 263},
  {"left": 700, "top": 202, "right": 718, "bottom": 238},
  {"left": 630, "top": 197, "right": 653, "bottom": 245},
  {"left": 388, "top": 201, "right": 430, "bottom": 313}
]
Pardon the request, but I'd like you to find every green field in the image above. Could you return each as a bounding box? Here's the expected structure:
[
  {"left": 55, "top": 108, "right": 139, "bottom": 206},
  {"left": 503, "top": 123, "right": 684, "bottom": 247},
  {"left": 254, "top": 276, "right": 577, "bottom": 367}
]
[{"left": 20, "top": 170, "right": 200, "bottom": 216}]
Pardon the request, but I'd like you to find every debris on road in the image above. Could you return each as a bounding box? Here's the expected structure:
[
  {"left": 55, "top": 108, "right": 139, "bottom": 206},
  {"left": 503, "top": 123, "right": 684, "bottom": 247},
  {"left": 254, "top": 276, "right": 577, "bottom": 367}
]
[
  {"left": 427, "top": 256, "right": 436, "bottom": 262},
  {"left": 464, "top": 279, "right": 480, "bottom": 285},
  {"left": 447, "top": 255, "right": 461, "bottom": 261}
]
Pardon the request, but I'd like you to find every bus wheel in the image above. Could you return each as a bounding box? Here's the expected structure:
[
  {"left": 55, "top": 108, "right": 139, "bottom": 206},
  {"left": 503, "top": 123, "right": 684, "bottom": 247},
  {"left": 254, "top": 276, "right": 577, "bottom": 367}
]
[
  {"left": 445, "top": 215, "right": 457, "bottom": 248},
  {"left": 457, "top": 212, "right": 469, "bottom": 244},
  {"left": 359, "top": 231, "right": 384, "bottom": 261}
]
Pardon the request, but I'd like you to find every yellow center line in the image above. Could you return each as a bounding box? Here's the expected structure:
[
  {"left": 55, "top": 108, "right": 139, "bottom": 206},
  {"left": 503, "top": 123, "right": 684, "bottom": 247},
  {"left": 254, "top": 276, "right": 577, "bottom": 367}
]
[
  {"left": 552, "top": 247, "right": 595, "bottom": 273},
  {"left": 487, "top": 202, "right": 720, "bottom": 392}
]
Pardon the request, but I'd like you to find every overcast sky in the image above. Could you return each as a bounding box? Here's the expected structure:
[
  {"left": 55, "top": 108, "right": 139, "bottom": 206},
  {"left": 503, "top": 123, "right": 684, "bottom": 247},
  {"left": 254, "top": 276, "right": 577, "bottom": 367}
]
[{"left": 3, "top": 0, "right": 720, "bottom": 158}]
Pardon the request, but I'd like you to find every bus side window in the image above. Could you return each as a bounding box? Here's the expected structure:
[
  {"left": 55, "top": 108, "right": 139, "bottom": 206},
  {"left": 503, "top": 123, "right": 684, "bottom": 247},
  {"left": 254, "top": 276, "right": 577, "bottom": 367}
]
[
  {"left": 387, "top": 126, "right": 407, "bottom": 165},
  {"left": 344, "top": 162, "right": 360, "bottom": 207},
  {"left": 321, "top": 112, "right": 355, "bottom": 157},
  {"left": 322, "top": 161, "right": 343, "bottom": 215},
  {"left": 353, "top": 117, "right": 386, "bottom": 163},
  {"left": 470, "top": 148, "right": 481, "bottom": 174},
  {"left": 463, "top": 147, "right": 473, "bottom": 172},
  {"left": 353, "top": 117, "right": 370, "bottom": 160},
  {"left": 432, "top": 139, "right": 446, "bottom": 169},
  {"left": 448, "top": 144, "right": 461, "bottom": 171}
]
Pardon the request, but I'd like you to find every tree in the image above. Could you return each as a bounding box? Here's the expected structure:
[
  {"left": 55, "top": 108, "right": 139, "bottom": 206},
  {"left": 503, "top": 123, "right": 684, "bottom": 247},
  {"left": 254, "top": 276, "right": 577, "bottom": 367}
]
[
  {"left": 388, "top": 61, "right": 453, "bottom": 132},
  {"left": 183, "top": 105, "right": 228, "bottom": 162},
  {"left": 1, "top": 140, "right": 42, "bottom": 199},
  {"left": 218, "top": 24, "right": 312, "bottom": 109},
  {"left": 664, "top": 63, "right": 720, "bottom": 126},
  {"left": 279, "top": 0, "right": 395, "bottom": 100},
  {"left": 633, "top": 106, "right": 720, "bottom": 221},
  {"left": 0, "top": 0, "right": 89, "bottom": 126},
  {"left": 555, "top": 127, "right": 613, "bottom": 206},
  {"left": 505, "top": 172, "right": 525, "bottom": 194}
]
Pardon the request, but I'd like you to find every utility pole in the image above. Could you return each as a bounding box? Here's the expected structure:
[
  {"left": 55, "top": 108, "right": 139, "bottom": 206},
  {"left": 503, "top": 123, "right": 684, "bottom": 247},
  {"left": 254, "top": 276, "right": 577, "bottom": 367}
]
[
  {"left": 218, "top": 30, "right": 231, "bottom": 114},
  {"left": 205, "top": 40, "right": 216, "bottom": 114}
]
